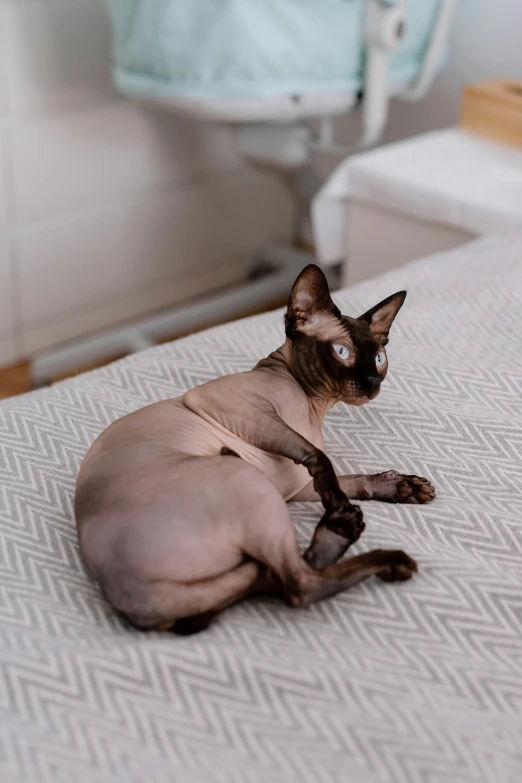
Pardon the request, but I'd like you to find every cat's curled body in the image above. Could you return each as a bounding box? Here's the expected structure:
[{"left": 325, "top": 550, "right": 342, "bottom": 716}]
[{"left": 75, "top": 266, "right": 434, "bottom": 633}]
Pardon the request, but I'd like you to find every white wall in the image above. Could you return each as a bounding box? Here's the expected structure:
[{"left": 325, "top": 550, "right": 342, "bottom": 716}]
[{"left": 0, "top": 0, "right": 292, "bottom": 366}]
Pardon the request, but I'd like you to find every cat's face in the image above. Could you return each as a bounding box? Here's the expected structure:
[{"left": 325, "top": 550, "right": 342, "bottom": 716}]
[{"left": 284, "top": 265, "right": 406, "bottom": 405}]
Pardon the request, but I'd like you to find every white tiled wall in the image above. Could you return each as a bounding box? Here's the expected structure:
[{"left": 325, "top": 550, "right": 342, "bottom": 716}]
[
  {"left": 0, "top": 132, "right": 8, "bottom": 231},
  {"left": 6, "top": 0, "right": 115, "bottom": 117},
  {"left": 10, "top": 104, "right": 239, "bottom": 224},
  {"left": 0, "top": 240, "right": 14, "bottom": 333},
  {"left": 0, "top": 0, "right": 293, "bottom": 365},
  {"left": 17, "top": 167, "right": 291, "bottom": 349}
]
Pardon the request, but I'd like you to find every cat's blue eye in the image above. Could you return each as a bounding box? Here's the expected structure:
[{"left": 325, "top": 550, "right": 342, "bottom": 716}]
[
  {"left": 376, "top": 351, "right": 386, "bottom": 367},
  {"left": 333, "top": 344, "right": 350, "bottom": 360}
]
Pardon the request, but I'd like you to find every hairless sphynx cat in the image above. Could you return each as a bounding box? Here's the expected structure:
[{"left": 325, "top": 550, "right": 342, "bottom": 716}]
[{"left": 75, "top": 265, "right": 434, "bottom": 634}]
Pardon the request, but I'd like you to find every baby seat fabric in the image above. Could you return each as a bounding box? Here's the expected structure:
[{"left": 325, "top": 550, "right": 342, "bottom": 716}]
[{"left": 107, "top": 0, "right": 443, "bottom": 101}]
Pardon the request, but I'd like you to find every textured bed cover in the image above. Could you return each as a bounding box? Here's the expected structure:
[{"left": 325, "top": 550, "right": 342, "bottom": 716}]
[{"left": 1, "top": 232, "right": 522, "bottom": 783}]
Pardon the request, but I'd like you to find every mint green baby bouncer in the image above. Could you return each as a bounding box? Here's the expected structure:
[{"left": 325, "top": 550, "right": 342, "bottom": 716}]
[{"left": 32, "top": 0, "right": 456, "bottom": 385}]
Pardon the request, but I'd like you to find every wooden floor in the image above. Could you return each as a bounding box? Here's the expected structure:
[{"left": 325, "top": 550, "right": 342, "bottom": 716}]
[
  {"left": 0, "top": 296, "right": 287, "bottom": 400},
  {"left": 0, "top": 362, "right": 32, "bottom": 400},
  {"left": 0, "top": 355, "right": 125, "bottom": 400}
]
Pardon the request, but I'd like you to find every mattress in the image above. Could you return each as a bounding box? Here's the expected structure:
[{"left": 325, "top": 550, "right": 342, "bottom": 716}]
[{"left": 1, "top": 231, "right": 522, "bottom": 783}]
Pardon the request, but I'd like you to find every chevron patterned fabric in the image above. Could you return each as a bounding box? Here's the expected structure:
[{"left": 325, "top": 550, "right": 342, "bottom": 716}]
[{"left": 1, "top": 232, "right": 522, "bottom": 783}]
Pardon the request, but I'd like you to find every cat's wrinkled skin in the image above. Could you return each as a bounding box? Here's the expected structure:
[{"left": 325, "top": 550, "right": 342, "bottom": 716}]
[{"left": 75, "top": 265, "right": 433, "bottom": 633}]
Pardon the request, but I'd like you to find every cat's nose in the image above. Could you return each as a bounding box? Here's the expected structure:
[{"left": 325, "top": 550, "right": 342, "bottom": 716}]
[{"left": 365, "top": 376, "right": 381, "bottom": 394}]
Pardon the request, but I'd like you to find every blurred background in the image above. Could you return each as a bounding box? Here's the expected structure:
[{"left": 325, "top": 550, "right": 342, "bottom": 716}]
[{"left": 0, "top": 0, "right": 520, "bottom": 397}]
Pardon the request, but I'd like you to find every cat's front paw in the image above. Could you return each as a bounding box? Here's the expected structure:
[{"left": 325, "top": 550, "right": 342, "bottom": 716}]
[
  {"left": 325, "top": 503, "right": 365, "bottom": 544},
  {"left": 370, "top": 471, "right": 435, "bottom": 504}
]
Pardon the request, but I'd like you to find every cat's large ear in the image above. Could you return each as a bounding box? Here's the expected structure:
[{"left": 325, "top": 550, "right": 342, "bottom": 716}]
[
  {"left": 285, "top": 265, "right": 340, "bottom": 339},
  {"left": 358, "top": 291, "right": 406, "bottom": 344}
]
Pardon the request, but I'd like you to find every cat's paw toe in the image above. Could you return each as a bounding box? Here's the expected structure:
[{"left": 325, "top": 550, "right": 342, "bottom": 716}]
[
  {"left": 377, "top": 550, "right": 418, "bottom": 582},
  {"left": 394, "top": 475, "right": 435, "bottom": 504}
]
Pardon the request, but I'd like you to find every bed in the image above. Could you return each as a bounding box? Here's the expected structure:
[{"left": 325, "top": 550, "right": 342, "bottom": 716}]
[{"left": 1, "top": 231, "right": 521, "bottom": 783}]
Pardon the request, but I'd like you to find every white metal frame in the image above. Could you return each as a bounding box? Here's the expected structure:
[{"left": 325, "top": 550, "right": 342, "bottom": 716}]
[
  {"left": 31, "top": 247, "right": 322, "bottom": 387},
  {"left": 310, "top": 0, "right": 456, "bottom": 155}
]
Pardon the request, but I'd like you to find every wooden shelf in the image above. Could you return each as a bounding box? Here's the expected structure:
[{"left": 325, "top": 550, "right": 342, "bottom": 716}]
[{"left": 461, "top": 79, "right": 522, "bottom": 149}]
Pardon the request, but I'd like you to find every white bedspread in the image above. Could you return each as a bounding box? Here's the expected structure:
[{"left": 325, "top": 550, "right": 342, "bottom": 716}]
[{"left": 1, "top": 232, "right": 522, "bottom": 783}]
